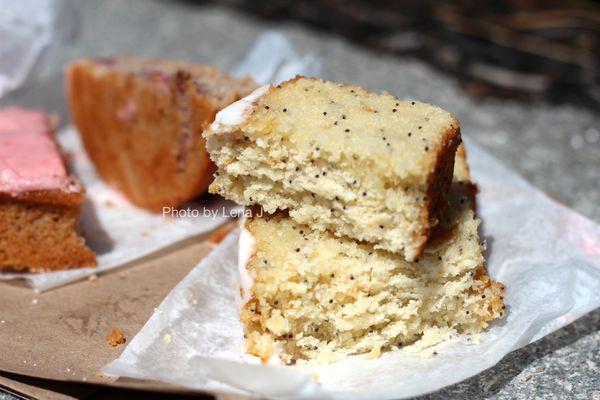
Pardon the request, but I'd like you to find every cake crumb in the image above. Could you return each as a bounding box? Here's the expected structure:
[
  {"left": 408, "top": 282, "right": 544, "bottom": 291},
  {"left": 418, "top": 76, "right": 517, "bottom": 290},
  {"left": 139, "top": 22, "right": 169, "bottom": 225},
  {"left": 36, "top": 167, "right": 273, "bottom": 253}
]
[
  {"left": 96, "top": 372, "right": 112, "bottom": 380},
  {"left": 365, "top": 346, "right": 382, "bottom": 360},
  {"left": 88, "top": 274, "right": 98, "bottom": 282},
  {"left": 163, "top": 333, "right": 172, "bottom": 344},
  {"left": 106, "top": 329, "right": 126, "bottom": 347},
  {"left": 208, "top": 222, "right": 237, "bottom": 244},
  {"left": 31, "top": 298, "right": 38, "bottom": 305}
]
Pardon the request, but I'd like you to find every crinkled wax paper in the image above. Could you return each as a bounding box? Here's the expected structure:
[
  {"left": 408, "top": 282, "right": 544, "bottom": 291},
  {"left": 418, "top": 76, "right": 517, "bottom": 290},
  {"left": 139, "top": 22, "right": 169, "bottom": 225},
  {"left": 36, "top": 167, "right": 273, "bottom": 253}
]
[
  {"left": 102, "top": 35, "right": 600, "bottom": 399},
  {"left": 0, "top": 0, "right": 70, "bottom": 97},
  {"left": 0, "top": 32, "right": 322, "bottom": 292}
]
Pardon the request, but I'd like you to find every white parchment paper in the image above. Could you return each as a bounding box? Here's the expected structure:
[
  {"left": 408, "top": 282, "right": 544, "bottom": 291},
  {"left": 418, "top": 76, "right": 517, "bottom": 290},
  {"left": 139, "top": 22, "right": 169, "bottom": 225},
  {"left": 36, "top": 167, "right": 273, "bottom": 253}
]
[
  {"left": 0, "top": 32, "right": 322, "bottom": 292},
  {"left": 101, "top": 37, "right": 600, "bottom": 400}
]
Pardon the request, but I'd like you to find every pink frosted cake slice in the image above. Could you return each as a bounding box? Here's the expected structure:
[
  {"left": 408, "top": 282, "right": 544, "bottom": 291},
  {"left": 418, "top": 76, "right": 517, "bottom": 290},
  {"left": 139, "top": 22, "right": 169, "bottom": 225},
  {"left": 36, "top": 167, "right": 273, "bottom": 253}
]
[{"left": 0, "top": 108, "right": 96, "bottom": 272}]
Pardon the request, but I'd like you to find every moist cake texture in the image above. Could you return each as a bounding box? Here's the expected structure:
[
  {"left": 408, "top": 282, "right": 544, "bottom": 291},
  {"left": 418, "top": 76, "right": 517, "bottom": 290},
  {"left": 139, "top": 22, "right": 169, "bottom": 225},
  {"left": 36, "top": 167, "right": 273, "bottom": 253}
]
[
  {"left": 0, "top": 108, "right": 96, "bottom": 272},
  {"left": 205, "top": 77, "right": 461, "bottom": 260},
  {"left": 67, "top": 57, "right": 256, "bottom": 211},
  {"left": 239, "top": 146, "right": 504, "bottom": 365}
]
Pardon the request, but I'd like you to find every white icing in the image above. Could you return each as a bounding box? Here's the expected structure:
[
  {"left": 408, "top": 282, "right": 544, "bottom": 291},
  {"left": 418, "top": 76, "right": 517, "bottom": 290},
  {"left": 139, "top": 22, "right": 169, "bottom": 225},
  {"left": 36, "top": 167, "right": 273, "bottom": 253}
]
[
  {"left": 237, "top": 216, "right": 284, "bottom": 365},
  {"left": 211, "top": 84, "right": 270, "bottom": 130},
  {"left": 237, "top": 218, "right": 256, "bottom": 306}
]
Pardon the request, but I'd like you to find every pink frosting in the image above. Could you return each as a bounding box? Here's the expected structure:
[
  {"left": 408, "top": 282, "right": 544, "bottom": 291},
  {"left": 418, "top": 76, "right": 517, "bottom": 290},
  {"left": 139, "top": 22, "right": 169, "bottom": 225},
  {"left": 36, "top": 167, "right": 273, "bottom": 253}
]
[{"left": 0, "top": 108, "right": 74, "bottom": 195}]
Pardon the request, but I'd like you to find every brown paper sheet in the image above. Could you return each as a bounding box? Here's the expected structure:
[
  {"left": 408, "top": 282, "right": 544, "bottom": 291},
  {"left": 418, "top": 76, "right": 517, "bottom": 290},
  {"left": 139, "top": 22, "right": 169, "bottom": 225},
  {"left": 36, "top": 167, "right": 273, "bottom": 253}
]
[{"left": 0, "top": 236, "right": 221, "bottom": 398}]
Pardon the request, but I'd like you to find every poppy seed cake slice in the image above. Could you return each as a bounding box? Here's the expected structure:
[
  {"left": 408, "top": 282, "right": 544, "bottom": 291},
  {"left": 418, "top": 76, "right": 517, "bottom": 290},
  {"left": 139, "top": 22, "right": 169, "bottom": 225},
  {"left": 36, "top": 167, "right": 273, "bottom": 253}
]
[
  {"left": 204, "top": 77, "right": 460, "bottom": 260},
  {"left": 238, "top": 146, "right": 504, "bottom": 365}
]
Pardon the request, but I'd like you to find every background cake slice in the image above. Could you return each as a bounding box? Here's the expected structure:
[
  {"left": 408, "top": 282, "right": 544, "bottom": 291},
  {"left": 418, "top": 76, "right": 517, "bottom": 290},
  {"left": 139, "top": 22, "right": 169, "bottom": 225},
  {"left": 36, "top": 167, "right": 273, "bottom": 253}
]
[
  {"left": 0, "top": 108, "right": 96, "bottom": 272},
  {"left": 239, "top": 145, "right": 504, "bottom": 365},
  {"left": 67, "top": 57, "right": 256, "bottom": 211},
  {"left": 205, "top": 77, "right": 461, "bottom": 260}
]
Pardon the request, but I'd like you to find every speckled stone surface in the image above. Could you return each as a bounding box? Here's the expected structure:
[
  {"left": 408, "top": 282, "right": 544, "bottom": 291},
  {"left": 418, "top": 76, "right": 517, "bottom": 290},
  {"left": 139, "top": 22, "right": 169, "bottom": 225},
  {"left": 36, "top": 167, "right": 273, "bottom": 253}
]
[{"left": 1, "top": 1, "right": 598, "bottom": 399}]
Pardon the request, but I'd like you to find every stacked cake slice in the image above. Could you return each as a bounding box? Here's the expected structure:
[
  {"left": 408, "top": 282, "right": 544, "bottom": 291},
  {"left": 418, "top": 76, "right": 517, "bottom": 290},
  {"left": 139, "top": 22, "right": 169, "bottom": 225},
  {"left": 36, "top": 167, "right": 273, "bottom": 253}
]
[
  {"left": 205, "top": 77, "right": 460, "bottom": 261},
  {"left": 204, "top": 77, "right": 504, "bottom": 365}
]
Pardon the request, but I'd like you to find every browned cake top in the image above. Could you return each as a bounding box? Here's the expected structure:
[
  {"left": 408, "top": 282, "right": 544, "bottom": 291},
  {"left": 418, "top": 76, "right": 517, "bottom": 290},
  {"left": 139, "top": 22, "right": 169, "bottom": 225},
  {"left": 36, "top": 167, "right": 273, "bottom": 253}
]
[{"left": 80, "top": 56, "right": 257, "bottom": 108}]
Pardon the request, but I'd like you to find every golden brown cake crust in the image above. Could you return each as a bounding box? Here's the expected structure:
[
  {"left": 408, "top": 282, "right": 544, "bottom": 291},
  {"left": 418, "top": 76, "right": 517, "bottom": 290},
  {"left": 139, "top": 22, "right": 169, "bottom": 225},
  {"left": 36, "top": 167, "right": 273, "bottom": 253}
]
[
  {"left": 66, "top": 57, "right": 256, "bottom": 211},
  {"left": 0, "top": 187, "right": 84, "bottom": 207},
  {"left": 417, "top": 123, "right": 461, "bottom": 257},
  {"left": 452, "top": 143, "right": 479, "bottom": 209}
]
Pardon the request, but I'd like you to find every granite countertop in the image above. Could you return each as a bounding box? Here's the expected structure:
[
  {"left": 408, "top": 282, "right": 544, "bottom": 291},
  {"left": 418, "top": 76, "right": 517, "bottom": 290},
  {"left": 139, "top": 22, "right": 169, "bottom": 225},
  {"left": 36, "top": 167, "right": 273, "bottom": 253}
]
[{"left": 1, "top": 1, "right": 598, "bottom": 399}]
